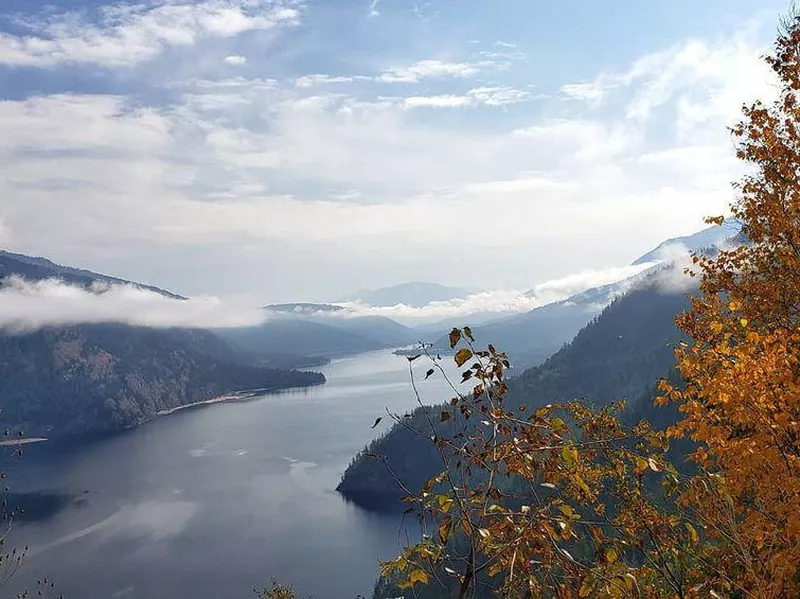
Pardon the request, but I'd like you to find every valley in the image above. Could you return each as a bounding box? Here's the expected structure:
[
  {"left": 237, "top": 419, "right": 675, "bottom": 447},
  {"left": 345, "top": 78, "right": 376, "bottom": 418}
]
[{"left": 0, "top": 221, "right": 734, "bottom": 597}]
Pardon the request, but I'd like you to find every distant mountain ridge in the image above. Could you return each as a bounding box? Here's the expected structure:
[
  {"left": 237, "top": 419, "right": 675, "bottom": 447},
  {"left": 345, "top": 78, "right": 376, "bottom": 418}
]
[
  {"left": 0, "top": 249, "right": 183, "bottom": 299},
  {"left": 341, "top": 282, "right": 474, "bottom": 308},
  {"left": 633, "top": 218, "right": 741, "bottom": 265},
  {"left": 0, "top": 250, "right": 324, "bottom": 437},
  {"left": 337, "top": 271, "right": 691, "bottom": 511},
  {"left": 412, "top": 220, "right": 741, "bottom": 369},
  {"left": 219, "top": 308, "right": 417, "bottom": 358}
]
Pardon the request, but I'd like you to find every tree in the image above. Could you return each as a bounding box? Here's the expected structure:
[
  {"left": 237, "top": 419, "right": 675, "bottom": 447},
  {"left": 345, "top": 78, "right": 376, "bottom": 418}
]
[
  {"left": 378, "top": 11, "right": 800, "bottom": 599},
  {"left": 657, "top": 12, "right": 800, "bottom": 597},
  {"left": 379, "top": 331, "right": 695, "bottom": 598}
]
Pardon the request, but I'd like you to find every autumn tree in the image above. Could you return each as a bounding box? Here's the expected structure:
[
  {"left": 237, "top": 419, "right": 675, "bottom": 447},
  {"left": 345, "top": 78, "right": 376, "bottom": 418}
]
[
  {"left": 378, "top": 11, "right": 800, "bottom": 599},
  {"left": 657, "top": 13, "right": 800, "bottom": 598},
  {"left": 379, "top": 332, "right": 697, "bottom": 598}
]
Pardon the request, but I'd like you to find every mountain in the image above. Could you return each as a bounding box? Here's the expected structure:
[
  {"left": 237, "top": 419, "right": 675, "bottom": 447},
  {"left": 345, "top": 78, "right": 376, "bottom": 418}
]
[
  {"left": 0, "top": 249, "right": 183, "bottom": 298},
  {"left": 0, "top": 324, "right": 323, "bottom": 437},
  {"left": 265, "top": 303, "right": 345, "bottom": 314},
  {"left": 422, "top": 281, "right": 631, "bottom": 369},
  {"left": 633, "top": 218, "right": 741, "bottom": 265},
  {"left": 265, "top": 304, "right": 416, "bottom": 347},
  {"left": 336, "top": 270, "right": 691, "bottom": 511},
  {"left": 219, "top": 304, "right": 417, "bottom": 358},
  {"left": 342, "top": 282, "right": 474, "bottom": 307},
  {"left": 409, "top": 221, "right": 742, "bottom": 370},
  {"left": 0, "top": 251, "right": 325, "bottom": 437},
  {"left": 326, "top": 315, "right": 417, "bottom": 346},
  {"left": 219, "top": 318, "right": 388, "bottom": 358}
]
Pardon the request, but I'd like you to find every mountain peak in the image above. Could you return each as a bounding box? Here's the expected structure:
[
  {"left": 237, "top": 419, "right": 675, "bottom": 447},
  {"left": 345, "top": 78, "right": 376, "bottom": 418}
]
[
  {"left": 632, "top": 218, "right": 741, "bottom": 265},
  {"left": 340, "top": 281, "right": 474, "bottom": 308}
]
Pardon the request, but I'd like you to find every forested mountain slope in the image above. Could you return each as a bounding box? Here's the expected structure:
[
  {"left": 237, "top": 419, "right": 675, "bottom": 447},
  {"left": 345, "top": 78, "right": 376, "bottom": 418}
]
[
  {"left": 337, "top": 277, "right": 690, "bottom": 510},
  {"left": 0, "top": 251, "right": 324, "bottom": 437}
]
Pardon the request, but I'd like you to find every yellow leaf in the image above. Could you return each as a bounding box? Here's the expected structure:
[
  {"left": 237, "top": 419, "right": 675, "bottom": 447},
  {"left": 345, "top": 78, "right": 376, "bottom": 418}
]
[
  {"left": 454, "top": 348, "right": 473, "bottom": 367},
  {"left": 408, "top": 569, "right": 430, "bottom": 585},
  {"left": 438, "top": 516, "right": 451, "bottom": 544},
  {"left": 686, "top": 522, "right": 699, "bottom": 545},
  {"left": 561, "top": 445, "right": 578, "bottom": 469},
  {"left": 579, "top": 577, "right": 596, "bottom": 597},
  {"left": 605, "top": 547, "right": 618, "bottom": 563}
]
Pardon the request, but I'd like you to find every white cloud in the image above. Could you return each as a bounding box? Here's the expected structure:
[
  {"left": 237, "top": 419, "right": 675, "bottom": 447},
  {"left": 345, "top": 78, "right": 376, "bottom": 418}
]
[
  {"left": 369, "top": 0, "right": 380, "bottom": 17},
  {"left": 377, "top": 59, "right": 480, "bottom": 83},
  {"left": 403, "top": 94, "right": 471, "bottom": 108},
  {"left": 295, "top": 74, "right": 357, "bottom": 87},
  {"left": 468, "top": 86, "right": 531, "bottom": 106},
  {"left": 330, "top": 262, "right": 659, "bottom": 323},
  {"left": 0, "top": 277, "right": 266, "bottom": 332},
  {"left": 526, "top": 263, "right": 657, "bottom": 302},
  {"left": 560, "top": 82, "right": 609, "bottom": 103},
  {"left": 224, "top": 54, "right": 247, "bottom": 65},
  {"left": 0, "top": 17, "right": 776, "bottom": 300},
  {"left": 0, "top": 0, "right": 302, "bottom": 67},
  {"left": 399, "top": 87, "right": 531, "bottom": 109}
]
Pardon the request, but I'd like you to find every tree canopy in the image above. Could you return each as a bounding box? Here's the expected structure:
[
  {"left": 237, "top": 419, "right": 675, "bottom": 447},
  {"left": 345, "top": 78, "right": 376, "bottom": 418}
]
[{"left": 376, "top": 11, "right": 800, "bottom": 599}]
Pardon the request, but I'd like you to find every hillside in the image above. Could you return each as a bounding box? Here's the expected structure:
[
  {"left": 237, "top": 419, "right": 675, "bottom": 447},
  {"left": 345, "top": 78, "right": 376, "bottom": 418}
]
[
  {"left": 0, "top": 324, "right": 323, "bottom": 437},
  {"left": 337, "top": 275, "right": 690, "bottom": 510},
  {"left": 341, "top": 282, "right": 473, "bottom": 307},
  {"left": 0, "top": 251, "right": 325, "bottom": 437},
  {"left": 218, "top": 318, "right": 386, "bottom": 358},
  {"left": 408, "top": 221, "right": 738, "bottom": 370},
  {"left": 424, "top": 281, "right": 627, "bottom": 369},
  {"left": 0, "top": 250, "right": 183, "bottom": 298},
  {"left": 220, "top": 309, "right": 416, "bottom": 358}
]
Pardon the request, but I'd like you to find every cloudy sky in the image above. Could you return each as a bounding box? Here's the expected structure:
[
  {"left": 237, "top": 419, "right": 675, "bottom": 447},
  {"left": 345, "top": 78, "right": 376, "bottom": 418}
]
[{"left": 0, "top": 0, "right": 785, "bottom": 302}]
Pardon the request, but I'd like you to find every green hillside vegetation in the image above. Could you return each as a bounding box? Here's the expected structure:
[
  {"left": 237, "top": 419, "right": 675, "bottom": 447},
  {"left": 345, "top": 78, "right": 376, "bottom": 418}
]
[
  {"left": 0, "top": 324, "right": 324, "bottom": 437},
  {"left": 337, "top": 274, "right": 690, "bottom": 510}
]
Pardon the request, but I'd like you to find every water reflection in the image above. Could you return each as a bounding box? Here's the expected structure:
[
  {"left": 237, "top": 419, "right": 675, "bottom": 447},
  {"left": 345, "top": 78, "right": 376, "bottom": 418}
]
[{"left": 3, "top": 350, "right": 452, "bottom": 599}]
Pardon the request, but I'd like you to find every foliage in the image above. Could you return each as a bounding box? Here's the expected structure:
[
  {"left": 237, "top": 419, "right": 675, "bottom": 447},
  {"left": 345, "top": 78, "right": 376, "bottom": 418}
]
[
  {"left": 257, "top": 578, "right": 305, "bottom": 599},
  {"left": 0, "top": 324, "right": 324, "bottom": 437},
  {"left": 379, "top": 330, "right": 698, "bottom": 598},
  {"left": 338, "top": 283, "right": 689, "bottom": 512},
  {"left": 657, "top": 12, "right": 800, "bottom": 597},
  {"left": 377, "top": 11, "right": 800, "bottom": 599}
]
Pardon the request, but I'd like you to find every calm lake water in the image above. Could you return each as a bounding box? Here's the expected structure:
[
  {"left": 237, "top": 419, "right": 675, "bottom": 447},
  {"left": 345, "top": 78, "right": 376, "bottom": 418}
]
[{"left": 4, "top": 350, "right": 460, "bottom": 599}]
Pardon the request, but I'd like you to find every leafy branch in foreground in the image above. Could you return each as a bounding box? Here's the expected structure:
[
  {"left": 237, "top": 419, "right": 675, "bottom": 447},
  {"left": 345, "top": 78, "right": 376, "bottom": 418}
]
[
  {"left": 378, "top": 10, "right": 800, "bottom": 598},
  {"left": 379, "top": 328, "right": 698, "bottom": 599},
  {"left": 656, "top": 10, "right": 800, "bottom": 597}
]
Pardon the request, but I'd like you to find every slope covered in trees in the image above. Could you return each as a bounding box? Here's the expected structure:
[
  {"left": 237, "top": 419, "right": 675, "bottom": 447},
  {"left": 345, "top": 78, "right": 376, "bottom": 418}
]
[
  {"left": 0, "top": 323, "right": 324, "bottom": 438},
  {"left": 0, "top": 249, "right": 182, "bottom": 298},
  {"left": 358, "top": 16, "right": 800, "bottom": 598},
  {"left": 0, "top": 252, "right": 326, "bottom": 438},
  {"left": 337, "top": 275, "right": 690, "bottom": 510}
]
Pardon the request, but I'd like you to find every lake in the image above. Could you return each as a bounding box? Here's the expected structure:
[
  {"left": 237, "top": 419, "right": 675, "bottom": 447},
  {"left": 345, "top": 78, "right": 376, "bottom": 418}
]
[{"left": 3, "top": 350, "right": 461, "bottom": 599}]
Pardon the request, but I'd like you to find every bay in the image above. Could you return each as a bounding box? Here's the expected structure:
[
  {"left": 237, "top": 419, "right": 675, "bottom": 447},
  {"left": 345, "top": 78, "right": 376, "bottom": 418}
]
[{"left": 3, "top": 350, "right": 460, "bottom": 599}]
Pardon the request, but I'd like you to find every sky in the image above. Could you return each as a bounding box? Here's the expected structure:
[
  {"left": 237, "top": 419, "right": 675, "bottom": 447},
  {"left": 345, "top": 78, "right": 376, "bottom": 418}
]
[{"left": 0, "top": 0, "right": 787, "bottom": 303}]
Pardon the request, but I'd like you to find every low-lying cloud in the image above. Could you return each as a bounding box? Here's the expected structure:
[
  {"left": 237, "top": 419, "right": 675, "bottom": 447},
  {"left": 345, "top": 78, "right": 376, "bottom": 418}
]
[
  {"left": 335, "top": 262, "right": 660, "bottom": 323},
  {"left": 525, "top": 263, "right": 658, "bottom": 304},
  {"left": 0, "top": 277, "right": 267, "bottom": 332},
  {"left": 1, "top": 257, "right": 691, "bottom": 333}
]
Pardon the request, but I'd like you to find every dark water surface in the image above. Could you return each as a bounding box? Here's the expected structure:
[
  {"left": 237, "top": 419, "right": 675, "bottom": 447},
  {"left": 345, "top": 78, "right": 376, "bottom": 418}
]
[{"left": 4, "top": 350, "right": 458, "bottom": 599}]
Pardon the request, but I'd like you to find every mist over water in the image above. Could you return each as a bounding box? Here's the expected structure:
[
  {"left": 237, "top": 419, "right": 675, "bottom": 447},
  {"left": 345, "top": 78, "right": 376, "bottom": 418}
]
[{"left": 4, "top": 350, "right": 458, "bottom": 599}]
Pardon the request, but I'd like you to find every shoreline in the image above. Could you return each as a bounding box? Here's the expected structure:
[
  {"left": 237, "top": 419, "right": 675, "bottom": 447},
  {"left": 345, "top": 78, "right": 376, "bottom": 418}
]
[
  {"left": 155, "top": 391, "right": 260, "bottom": 417},
  {"left": 154, "top": 378, "right": 327, "bottom": 418},
  {"left": 0, "top": 437, "right": 48, "bottom": 446}
]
